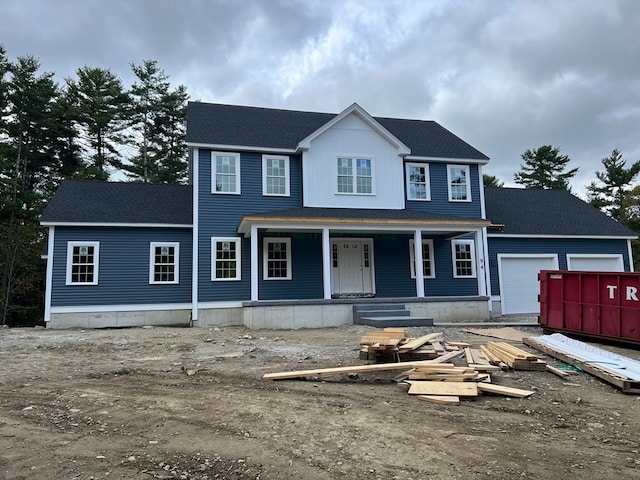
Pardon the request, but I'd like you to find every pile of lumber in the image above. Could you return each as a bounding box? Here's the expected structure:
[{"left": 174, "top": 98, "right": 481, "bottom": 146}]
[
  {"left": 483, "top": 341, "right": 547, "bottom": 371},
  {"left": 359, "top": 329, "right": 465, "bottom": 361}
]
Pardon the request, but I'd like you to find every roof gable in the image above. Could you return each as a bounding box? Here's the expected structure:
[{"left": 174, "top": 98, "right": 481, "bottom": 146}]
[
  {"left": 40, "top": 180, "right": 192, "bottom": 226},
  {"left": 186, "top": 102, "right": 489, "bottom": 161},
  {"left": 297, "top": 103, "right": 410, "bottom": 156},
  {"left": 484, "top": 187, "right": 636, "bottom": 237}
]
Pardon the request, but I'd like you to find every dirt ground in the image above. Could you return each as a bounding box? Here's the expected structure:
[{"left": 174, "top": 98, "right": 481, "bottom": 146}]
[{"left": 0, "top": 323, "right": 639, "bottom": 480}]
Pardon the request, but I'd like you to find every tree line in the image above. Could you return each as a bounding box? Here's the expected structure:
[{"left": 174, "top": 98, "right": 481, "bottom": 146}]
[
  {"left": 483, "top": 145, "right": 640, "bottom": 269},
  {"left": 0, "top": 44, "right": 188, "bottom": 326}
]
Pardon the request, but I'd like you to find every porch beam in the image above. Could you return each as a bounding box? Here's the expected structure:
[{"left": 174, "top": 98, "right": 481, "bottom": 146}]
[
  {"left": 414, "top": 229, "right": 425, "bottom": 297},
  {"left": 322, "top": 228, "right": 331, "bottom": 299}
]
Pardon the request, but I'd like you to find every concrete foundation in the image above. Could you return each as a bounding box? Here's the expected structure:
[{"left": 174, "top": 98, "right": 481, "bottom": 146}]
[{"left": 48, "top": 308, "right": 191, "bottom": 329}]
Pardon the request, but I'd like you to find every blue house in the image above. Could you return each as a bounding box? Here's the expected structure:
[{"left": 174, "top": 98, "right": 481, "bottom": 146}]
[{"left": 40, "top": 102, "right": 636, "bottom": 328}]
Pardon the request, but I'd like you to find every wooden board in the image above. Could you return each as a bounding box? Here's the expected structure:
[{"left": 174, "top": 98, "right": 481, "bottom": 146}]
[
  {"left": 398, "top": 333, "right": 443, "bottom": 351},
  {"left": 417, "top": 395, "right": 460, "bottom": 405},
  {"left": 407, "top": 381, "right": 478, "bottom": 397},
  {"left": 477, "top": 383, "right": 535, "bottom": 398}
]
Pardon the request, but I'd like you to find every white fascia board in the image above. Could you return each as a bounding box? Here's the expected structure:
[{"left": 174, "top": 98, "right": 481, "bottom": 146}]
[
  {"left": 488, "top": 233, "right": 637, "bottom": 240},
  {"left": 405, "top": 155, "right": 489, "bottom": 165},
  {"left": 239, "top": 221, "right": 485, "bottom": 237},
  {"left": 50, "top": 303, "right": 192, "bottom": 314},
  {"left": 40, "top": 222, "right": 193, "bottom": 228},
  {"left": 187, "top": 142, "right": 296, "bottom": 154},
  {"left": 297, "top": 103, "right": 411, "bottom": 155}
]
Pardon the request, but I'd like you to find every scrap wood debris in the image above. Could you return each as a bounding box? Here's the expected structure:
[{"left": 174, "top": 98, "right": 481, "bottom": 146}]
[{"left": 263, "top": 328, "right": 541, "bottom": 404}]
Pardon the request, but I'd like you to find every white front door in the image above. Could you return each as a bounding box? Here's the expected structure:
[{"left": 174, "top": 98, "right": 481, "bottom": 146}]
[{"left": 331, "top": 239, "right": 374, "bottom": 295}]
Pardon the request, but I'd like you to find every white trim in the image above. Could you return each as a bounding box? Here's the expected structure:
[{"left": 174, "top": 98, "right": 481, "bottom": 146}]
[
  {"left": 405, "top": 155, "right": 489, "bottom": 165},
  {"left": 197, "top": 301, "right": 244, "bottom": 309},
  {"left": 566, "top": 253, "right": 624, "bottom": 271},
  {"left": 478, "top": 165, "right": 487, "bottom": 219},
  {"left": 211, "top": 237, "right": 242, "bottom": 281},
  {"left": 239, "top": 221, "right": 488, "bottom": 236},
  {"left": 451, "top": 239, "right": 477, "bottom": 278},
  {"left": 414, "top": 231, "right": 425, "bottom": 297},
  {"left": 211, "top": 151, "right": 241, "bottom": 194},
  {"left": 41, "top": 222, "right": 192, "bottom": 228},
  {"left": 263, "top": 237, "right": 292, "bottom": 280},
  {"left": 44, "top": 226, "right": 55, "bottom": 322},
  {"left": 628, "top": 239, "right": 635, "bottom": 272},
  {"left": 488, "top": 233, "right": 636, "bottom": 240},
  {"left": 447, "top": 164, "right": 472, "bottom": 202},
  {"left": 65, "top": 241, "right": 100, "bottom": 285},
  {"left": 251, "top": 225, "right": 258, "bottom": 300},
  {"left": 187, "top": 142, "right": 296, "bottom": 154},
  {"left": 297, "top": 103, "right": 411, "bottom": 156},
  {"left": 262, "top": 154, "right": 290, "bottom": 197},
  {"left": 405, "top": 162, "right": 431, "bottom": 201},
  {"left": 480, "top": 227, "right": 492, "bottom": 309},
  {"left": 335, "top": 155, "right": 375, "bottom": 196},
  {"left": 149, "top": 242, "right": 180, "bottom": 284},
  {"left": 50, "top": 303, "right": 192, "bottom": 314},
  {"left": 322, "top": 228, "right": 331, "bottom": 299},
  {"left": 192, "top": 147, "right": 199, "bottom": 321},
  {"left": 409, "top": 238, "right": 435, "bottom": 279}
]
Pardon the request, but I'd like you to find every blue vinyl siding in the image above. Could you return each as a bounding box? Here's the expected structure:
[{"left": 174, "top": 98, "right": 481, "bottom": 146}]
[
  {"left": 406, "top": 163, "right": 483, "bottom": 218},
  {"left": 198, "top": 149, "right": 302, "bottom": 302},
  {"left": 51, "top": 227, "right": 192, "bottom": 306},
  {"left": 487, "top": 237, "right": 631, "bottom": 296}
]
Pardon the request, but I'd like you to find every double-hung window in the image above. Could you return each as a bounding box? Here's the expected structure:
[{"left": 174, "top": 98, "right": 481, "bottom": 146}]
[
  {"left": 263, "top": 237, "right": 291, "bottom": 280},
  {"left": 149, "top": 242, "right": 179, "bottom": 284},
  {"left": 409, "top": 239, "right": 435, "bottom": 278},
  {"left": 406, "top": 163, "right": 430, "bottom": 201},
  {"left": 337, "top": 157, "right": 373, "bottom": 194},
  {"left": 212, "top": 237, "right": 241, "bottom": 281},
  {"left": 66, "top": 241, "right": 99, "bottom": 285},
  {"left": 447, "top": 164, "right": 471, "bottom": 202},
  {"left": 212, "top": 152, "right": 240, "bottom": 194},
  {"left": 451, "top": 239, "right": 476, "bottom": 278},
  {"left": 262, "top": 155, "right": 290, "bottom": 196}
]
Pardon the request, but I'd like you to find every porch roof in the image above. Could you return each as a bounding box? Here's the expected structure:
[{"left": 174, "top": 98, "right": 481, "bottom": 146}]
[{"left": 238, "top": 207, "right": 493, "bottom": 236}]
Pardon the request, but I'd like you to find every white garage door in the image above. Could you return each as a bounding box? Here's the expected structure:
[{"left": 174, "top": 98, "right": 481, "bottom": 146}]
[
  {"left": 567, "top": 254, "right": 623, "bottom": 272},
  {"left": 498, "top": 255, "right": 558, "bottom": 315}
]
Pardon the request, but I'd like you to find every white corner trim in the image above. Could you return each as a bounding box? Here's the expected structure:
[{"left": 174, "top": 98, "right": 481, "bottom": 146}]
[
  {"left": 44, "top": 226, "right": 55, "bottom": 322},
  {"left": 192, "top": 147, "right": 199, "bottom": 321}
]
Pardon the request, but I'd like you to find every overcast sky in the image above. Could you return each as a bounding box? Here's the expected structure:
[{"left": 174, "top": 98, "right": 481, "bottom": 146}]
[{"left": 2, "top": 0, "right": 639, "bottom": 197}]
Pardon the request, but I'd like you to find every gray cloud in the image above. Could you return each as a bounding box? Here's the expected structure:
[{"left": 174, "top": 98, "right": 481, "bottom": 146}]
[{"left": 1, "top": 0, "right": 639, "bottom": 196}]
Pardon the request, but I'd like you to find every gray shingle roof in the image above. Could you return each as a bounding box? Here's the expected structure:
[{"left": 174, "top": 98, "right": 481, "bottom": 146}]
[
  {"left": 484, "top": 187, "right": 636, "bottom": 237},
  {"left": 186, "top": 102, "right": 489, "bottom": 160},
  {"left": 40, "top": 180, "right": 192, "bottom": 225}
]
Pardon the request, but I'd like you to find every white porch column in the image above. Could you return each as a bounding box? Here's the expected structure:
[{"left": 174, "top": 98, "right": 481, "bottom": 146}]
[
  {"left": 414, "top": 229, "right": 425, "bottom": 297},
  {"left": 322, "top": 228, "right": 332, "bottom": 299},
  {"left": 475, "top": 229, "right": 488, "bottom": 298},
  {"left": 251, "top": 225, "right": 258, "bottom": 301}
]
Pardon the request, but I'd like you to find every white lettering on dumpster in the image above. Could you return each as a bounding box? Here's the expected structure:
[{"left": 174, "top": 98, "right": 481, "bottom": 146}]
[{"left": 606, "top": 285, "right": 639, "bottom": 301}]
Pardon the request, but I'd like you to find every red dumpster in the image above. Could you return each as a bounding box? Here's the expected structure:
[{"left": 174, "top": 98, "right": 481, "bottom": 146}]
[{"left": 538, "top": 270, "right": 640, "bottom": 345}]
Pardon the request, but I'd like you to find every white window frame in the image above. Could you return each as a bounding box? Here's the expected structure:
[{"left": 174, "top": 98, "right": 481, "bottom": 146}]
[
  {"left": 447, "top": 164, "right": 471, "bottom": 202},
  {"left": 263, "top": 237, "right": 292, "bottom": 280},
  {"left": 66, "top": 241, "right": 100, "bottom": 285},
  {"left": 451, "top": 239, "right": 477, "bottom": 278},
  {"left": 336, "top": 156, "right": 375, "bottom": 195},
  {"left": 149, "top": 242, "right": 179, "bottom": 285},
  {"left": 262, "top": 154, "right": 290, "bottom": 196},
  {"left": 409, "top": 239, "right": 435, "bottom": 278},
  {"left": 211, "top": 152, "right": 241, "bottom": 194},
  {"left": 211, "top": 237, "right": 241, "bottom": 281},
  {"left": 406, "top": 162, "right": 431, "bottom": 201}
]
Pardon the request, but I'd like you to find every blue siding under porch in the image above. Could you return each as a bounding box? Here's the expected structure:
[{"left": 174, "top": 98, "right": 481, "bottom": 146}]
[
  {"left": 487, "top": 237, "right": 632, "bottom": 296},
  {"left": 51, "top": 226, "right": 192, "bottom": 307}
]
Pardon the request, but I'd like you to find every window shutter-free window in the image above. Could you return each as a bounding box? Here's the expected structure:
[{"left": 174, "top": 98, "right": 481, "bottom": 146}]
[
  {"left": 262, "top": 155, "right": 290, "bottom": 196},
  {"left": 212, "top": 237, "right": 241, "bottom": 280},
  {"left": 264, "top": 238, "right": 292, "bottom": 280},
  {"left": 452, "top": 240, "right": 476, "bottom": 278},
  {"left": 150, "top": 243, "right": 179, "bottom": 284},
  {"left": 212, "top": 152, "right": 240, "bottom": 194},
  {"left": 66, "top": 241, "right": 99, "bottom": 285}
]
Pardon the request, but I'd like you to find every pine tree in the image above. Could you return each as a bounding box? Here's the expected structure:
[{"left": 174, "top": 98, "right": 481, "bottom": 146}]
[
  {"left": 483, "top": 174, "right": 504, "bottom": 188},
  {"left": 513, "top": 145, "right": 578, "bottom": 190},
  {"left": 586, "top": 149, "right": 640, "bottom": 222},
  {"left": 65, "top": 66, "right": 130, "bottom": 180},
  {"left": 123, "top": 60, "right": 188, "bottom": 183}
]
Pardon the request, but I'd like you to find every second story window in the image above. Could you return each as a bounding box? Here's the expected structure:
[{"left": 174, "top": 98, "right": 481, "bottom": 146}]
[
  {"left": 447, "top": 164, "right": 471, "bottom": 202},
  {"left": 337, "top": 157, "right": 373, "bottom": 194},
  {"left": 212, "top": 152, "right": 240, "bottom": 194},
  {"left": 262, "top": 155, "right": 290, "bottom": 196},
  {"left": 406, "top": 163, "right": 430, "bottom": 201}
]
